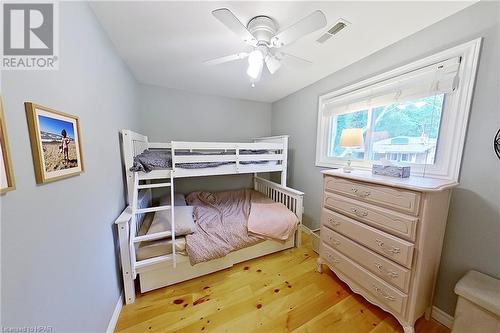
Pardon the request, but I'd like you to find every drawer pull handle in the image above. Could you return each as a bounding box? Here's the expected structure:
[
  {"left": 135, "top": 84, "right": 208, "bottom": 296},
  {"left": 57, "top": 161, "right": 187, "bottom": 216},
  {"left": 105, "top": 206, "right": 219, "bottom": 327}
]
[
  {"left": 372, "top": 285, "right": 396, "bottom": 301},
  {"left": 351, "top": 188, "right": 371, "bottom": 198},
  {"left": 327, "top": 254, "right": 340, "bottom": 264},
  {"left": 328, "top": 237, "right": 341, "bottom": 246},
  {"left": 350, "top": 207, "right": 368, "bottom": 217},
  {"left": 374, "top": 263, "right": 399, "bottom": 279},
  {"left": 375, "top": 239, "right": 401, "bottom": 255},
  {"left": 327, "top": 217, "right": 341, "bottom": 226}
]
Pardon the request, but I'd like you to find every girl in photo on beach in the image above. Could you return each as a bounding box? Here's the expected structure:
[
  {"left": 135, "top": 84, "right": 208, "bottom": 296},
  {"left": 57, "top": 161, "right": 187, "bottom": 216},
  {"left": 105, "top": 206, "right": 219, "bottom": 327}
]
[{"left": 60, "top": 129, "right": 70, "bottom": 164}]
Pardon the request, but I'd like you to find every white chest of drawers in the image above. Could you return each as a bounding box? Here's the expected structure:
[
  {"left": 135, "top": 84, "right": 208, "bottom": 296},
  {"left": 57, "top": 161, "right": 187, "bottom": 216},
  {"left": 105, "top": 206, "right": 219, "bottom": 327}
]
[{"left": 317, "top": 169, "right": 457, "bottom": 333}]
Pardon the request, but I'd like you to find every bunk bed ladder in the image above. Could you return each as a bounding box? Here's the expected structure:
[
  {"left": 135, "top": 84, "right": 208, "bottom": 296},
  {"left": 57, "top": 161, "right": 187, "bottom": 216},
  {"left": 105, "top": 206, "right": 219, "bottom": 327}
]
[
  {"left": 129, "top": 172, "right": 176, "bottom": 278},
  {"left": 129, "top": 174, "right": 139, "bottom": 278}
]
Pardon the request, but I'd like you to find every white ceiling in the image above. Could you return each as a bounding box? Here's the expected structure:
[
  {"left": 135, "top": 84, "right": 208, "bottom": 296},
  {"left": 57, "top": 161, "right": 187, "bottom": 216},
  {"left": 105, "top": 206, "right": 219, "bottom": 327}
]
[{"left": 90, "top": 1, "right": 475, "bottom": 103}]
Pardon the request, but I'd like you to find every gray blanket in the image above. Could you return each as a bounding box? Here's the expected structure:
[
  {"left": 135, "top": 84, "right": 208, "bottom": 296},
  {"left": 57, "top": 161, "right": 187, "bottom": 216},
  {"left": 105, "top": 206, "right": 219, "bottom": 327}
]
[
  {"left": 130, "top": 150, "right": 172, "bottom": 172},
  {"left": 130, "top": 149, "right": 271, "bottom": 172}
]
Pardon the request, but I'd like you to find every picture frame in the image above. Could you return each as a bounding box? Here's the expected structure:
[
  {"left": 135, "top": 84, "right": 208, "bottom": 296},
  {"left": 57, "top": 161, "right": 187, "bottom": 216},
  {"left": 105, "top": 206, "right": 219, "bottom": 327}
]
[
  {"left": 0, "top": 97, "right": 16, "bottom": 193},
  {"left": 25, "top": 102, "right": 84, "bottom": 184}
]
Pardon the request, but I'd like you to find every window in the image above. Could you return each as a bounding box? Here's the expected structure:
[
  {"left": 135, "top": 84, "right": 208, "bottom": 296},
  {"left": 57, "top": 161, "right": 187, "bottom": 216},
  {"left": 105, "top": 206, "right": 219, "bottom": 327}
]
[
  {"left": 316, "top": 39, "right": 482, "bottom": 180},
  {"left": 327, "top": 94, "right": 444, "bottom": 165},
  {"left": 329, "top": 109, "right": 368, "bottom": 158}
]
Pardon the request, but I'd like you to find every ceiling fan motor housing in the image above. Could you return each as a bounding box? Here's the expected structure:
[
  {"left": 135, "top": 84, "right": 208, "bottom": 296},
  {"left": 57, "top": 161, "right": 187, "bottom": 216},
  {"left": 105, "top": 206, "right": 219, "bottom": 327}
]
[
  {"left": 247, "top": 16, "right": 278, "bottom": 45},
  {"left": 207, "top": 8, "right": 325, "bottom": 77}
]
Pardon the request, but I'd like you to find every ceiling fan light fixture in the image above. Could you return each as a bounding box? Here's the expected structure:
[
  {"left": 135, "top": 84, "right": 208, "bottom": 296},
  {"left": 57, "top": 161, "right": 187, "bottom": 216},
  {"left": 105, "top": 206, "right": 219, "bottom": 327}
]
[
  {"left": 246, "top": 49, "right": 264, "bottom": 79},
  {"left": 209, "top": 8, "right": 325, "bottom": 82},
  {"left": 246, "top": 61, "right": 263, "bottom": 80},
  {"left": 265, "top": 54, "right": 281, "bottom": 74}
]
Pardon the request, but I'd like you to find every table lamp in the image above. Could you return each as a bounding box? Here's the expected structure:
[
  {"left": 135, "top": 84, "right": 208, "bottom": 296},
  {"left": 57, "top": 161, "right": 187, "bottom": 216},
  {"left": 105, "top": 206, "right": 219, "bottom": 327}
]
[{"left": 340, "top": 128, "right": 364, "bottom": 173}]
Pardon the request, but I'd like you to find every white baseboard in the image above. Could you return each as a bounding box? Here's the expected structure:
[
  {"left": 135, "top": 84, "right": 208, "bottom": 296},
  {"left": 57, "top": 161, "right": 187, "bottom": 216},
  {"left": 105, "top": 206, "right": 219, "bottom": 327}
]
[
  {"left": 106, "top": 292, "right": 123, "bottom": 333},
  {"left": 432, "top": 306, "right": 454, "bottom": 329},
  {"left": 300, "top": 224, "right": 313, "bottom": 234}
]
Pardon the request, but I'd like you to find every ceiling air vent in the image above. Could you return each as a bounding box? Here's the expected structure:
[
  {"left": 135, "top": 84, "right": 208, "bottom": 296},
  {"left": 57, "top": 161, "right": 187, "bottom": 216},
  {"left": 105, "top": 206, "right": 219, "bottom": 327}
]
[{"left": 316, "top": 19, "right": 350, "bottom": 44}]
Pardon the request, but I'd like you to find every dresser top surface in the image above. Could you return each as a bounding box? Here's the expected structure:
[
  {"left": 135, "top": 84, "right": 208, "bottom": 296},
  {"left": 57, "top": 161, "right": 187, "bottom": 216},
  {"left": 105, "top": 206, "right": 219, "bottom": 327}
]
[{"left": 321, "top": 169, "right": 458, "bottom": 192}]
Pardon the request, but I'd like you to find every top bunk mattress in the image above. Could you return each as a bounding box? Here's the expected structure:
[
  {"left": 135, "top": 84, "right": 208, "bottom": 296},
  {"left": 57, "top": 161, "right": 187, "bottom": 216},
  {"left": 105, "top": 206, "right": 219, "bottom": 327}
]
[{"left": 130, "top": 149, "right": 277, "bottom": 173}]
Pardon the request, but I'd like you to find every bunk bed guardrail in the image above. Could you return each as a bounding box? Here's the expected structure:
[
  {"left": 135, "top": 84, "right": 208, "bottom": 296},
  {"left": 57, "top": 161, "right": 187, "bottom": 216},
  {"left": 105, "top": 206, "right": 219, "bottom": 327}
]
[{"left": 122, "top": 130, "right": 289, "bottom": 203}]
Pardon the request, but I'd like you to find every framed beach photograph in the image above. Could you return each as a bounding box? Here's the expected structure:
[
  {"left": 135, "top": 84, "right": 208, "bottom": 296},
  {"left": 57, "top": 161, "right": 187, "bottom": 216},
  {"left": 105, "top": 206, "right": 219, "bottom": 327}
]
[
  {"left": 25, "top": 103, "right": 84, "bottom": 184},
  {"left": 0, "top": 97, "right": 15, "bottom": 193}
]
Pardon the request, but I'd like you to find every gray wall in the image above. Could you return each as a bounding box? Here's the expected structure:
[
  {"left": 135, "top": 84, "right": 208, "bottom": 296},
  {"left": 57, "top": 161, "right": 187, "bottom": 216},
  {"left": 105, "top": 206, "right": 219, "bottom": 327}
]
[
  {"left": 137, "top": 84, "right": 272, "bottom": 193},
  {"left": 1, "top": 3, "right": 138, "bottom": 332},
  {"left": 271, "top": 1, "right": 500, "bottom": 315}
]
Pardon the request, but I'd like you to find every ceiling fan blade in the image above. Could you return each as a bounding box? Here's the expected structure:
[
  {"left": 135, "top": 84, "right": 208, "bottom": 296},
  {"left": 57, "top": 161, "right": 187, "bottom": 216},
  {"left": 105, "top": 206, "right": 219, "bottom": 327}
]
[
  {"left": 203, "top": 52, "right": 249, "bottom": 66},
  {"left": 271, "top": 10, "right": 327, "bottom": 47},
  {"left": 212, "top": 8, "right": 257, "bottom": 46},
  {"left": 276, "top": 52, "right": 312, "bottom": 67},
  {"left": 265, "top": 54, "right": 282, "bottom": 74}
]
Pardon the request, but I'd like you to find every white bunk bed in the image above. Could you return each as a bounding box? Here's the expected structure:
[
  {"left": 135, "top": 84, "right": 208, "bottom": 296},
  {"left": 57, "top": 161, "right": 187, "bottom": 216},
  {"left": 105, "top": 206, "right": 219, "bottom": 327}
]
[{"left": 115, "top": 130, "right": 304, "bottom": 304}]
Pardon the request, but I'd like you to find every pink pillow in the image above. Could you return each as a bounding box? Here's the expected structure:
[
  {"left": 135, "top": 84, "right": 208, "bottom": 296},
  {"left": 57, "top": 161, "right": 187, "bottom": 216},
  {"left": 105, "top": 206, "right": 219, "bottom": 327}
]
[{"left": 248, "top": 202, "right": 298, "bottom": 241}]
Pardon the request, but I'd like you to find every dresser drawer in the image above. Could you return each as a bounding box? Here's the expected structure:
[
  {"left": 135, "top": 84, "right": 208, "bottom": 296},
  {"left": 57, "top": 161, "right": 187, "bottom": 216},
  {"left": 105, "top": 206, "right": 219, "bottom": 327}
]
[
  {"left": 324, "top": 176, "right": 421, "bottom": 216},
  {"left": 321, "top": 244, "right": 408, "bottom": 315},
  {"left": 321, "top": 209, "right": 414, "bottom": 268},
  {"left": 321, "top": 227, "right": 411, "bottom": 293},
  {"left": 324, "top": 192, "right": 418, "bottom": 241}
]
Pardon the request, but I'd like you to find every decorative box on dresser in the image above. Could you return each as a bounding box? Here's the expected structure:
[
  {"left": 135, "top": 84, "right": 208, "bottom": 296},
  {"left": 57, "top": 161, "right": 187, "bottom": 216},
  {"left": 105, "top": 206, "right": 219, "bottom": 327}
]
[{"left": 317, "top": 169, "right": 458, "bottom": 333}]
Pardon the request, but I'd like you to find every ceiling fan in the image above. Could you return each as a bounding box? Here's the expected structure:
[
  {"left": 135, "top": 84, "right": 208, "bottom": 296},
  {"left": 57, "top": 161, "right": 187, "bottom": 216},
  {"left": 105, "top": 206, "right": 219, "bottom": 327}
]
[{"left": 205, "top": 8, "right": 327, "bottom": 83}]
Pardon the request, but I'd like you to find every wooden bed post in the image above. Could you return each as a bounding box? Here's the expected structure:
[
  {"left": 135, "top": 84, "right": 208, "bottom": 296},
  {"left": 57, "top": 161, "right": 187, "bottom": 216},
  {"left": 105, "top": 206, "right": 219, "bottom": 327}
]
[
  {"left": 295, "top": 193, "right": 304, "bottom": 248},
  {"left": 115, "top": 207, "right": 135, "bottom": 304},
  {"left": 121, "top": 130, "right": 134, "bottom": 205},
  {"left": 281, "top": 136, "right": 288, "bottom": 186}
]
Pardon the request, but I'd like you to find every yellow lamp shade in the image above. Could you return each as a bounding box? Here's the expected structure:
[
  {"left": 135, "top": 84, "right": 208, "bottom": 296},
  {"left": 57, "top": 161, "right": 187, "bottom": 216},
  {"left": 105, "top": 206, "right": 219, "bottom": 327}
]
[{"left": 340, "top": 128, "right": 364, "bottom": 148}]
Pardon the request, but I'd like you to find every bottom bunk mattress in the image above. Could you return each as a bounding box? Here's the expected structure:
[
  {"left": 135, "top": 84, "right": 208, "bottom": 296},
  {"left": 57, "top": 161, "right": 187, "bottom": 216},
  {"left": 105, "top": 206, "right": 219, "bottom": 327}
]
[
  {"left": 135, "top": 203, "right": 190, "bottom": 261},
  {"left": 185, "top": 189, "right": 298, "bottom": 265},
  {"left": 137, "top": 189, "right": 298, "bottom": 266},
  {"left": 136, "top": 237, "right": 187, "bottom": 261}
]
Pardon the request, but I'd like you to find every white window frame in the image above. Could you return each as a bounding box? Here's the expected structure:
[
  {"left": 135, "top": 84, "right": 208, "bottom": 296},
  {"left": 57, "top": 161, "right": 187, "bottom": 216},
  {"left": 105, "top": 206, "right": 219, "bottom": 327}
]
[{"left": 315, "top": 38, "right": 482, "bottom": 181}]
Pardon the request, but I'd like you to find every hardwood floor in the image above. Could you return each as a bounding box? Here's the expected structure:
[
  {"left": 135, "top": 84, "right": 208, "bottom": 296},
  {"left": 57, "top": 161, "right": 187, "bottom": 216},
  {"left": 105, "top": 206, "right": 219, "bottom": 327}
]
[{"left": 115, "top": 234, "right": 450, "bottom": 333}]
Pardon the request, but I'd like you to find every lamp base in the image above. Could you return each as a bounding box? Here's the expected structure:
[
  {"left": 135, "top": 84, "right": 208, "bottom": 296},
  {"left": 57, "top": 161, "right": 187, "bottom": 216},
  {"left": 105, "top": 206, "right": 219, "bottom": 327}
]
[
  {"left": 343, "top": 166, "right": 353, "bottom": 173},
  {"left": 344, "top": 156, "right": 353, "bottom": 173}
]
